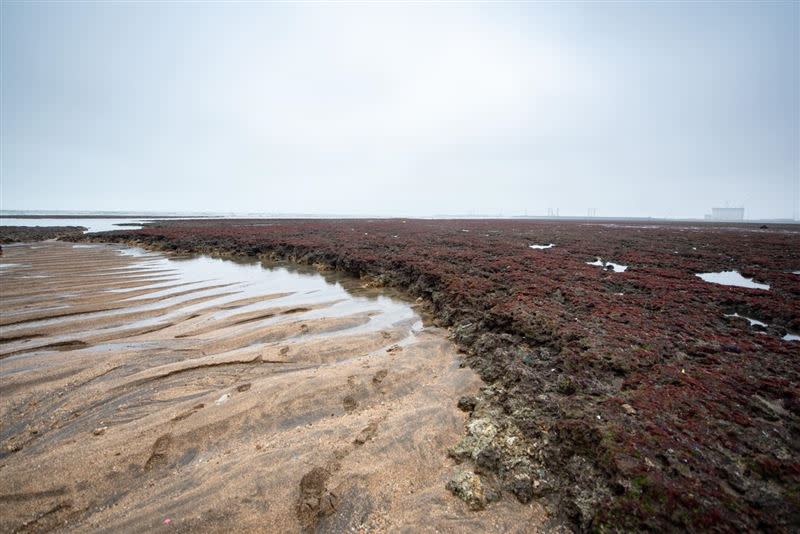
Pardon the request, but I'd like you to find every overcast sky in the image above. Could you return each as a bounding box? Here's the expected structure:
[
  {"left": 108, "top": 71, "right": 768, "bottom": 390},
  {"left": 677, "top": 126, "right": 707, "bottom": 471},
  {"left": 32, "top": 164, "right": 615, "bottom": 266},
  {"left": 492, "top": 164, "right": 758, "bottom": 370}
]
[{"left": 2, "top": 2, "right": 798, "bottom": 219}]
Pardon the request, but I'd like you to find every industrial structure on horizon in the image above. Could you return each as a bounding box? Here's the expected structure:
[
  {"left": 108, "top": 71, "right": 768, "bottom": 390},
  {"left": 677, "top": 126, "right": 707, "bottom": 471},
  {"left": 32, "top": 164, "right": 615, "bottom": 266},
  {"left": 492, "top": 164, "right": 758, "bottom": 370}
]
[{"left": 705, "top": 207, "right": 745, "bottom": 221}]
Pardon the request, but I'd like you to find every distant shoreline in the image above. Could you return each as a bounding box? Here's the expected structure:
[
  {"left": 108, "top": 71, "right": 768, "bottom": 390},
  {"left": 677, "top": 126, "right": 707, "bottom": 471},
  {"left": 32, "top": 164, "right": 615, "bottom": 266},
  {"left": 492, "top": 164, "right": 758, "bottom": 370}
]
[
  {"left": 0, "top": 214, "right": 203, "bottom": 219},
  {"left": 2, "top": 213, "right": 798, "bottom": 224}
]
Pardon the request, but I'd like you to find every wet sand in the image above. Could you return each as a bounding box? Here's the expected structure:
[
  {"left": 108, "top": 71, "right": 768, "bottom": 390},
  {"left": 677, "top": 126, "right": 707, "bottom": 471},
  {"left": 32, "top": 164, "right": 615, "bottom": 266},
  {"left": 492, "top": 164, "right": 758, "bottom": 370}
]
[{"left": 0, "top": 242, "right": 547, "bottom": 532}]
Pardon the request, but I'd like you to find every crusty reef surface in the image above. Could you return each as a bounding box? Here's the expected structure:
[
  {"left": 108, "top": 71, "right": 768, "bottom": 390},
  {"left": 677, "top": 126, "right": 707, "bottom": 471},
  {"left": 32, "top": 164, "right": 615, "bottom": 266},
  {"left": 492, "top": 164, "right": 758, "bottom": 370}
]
[{"left": 80, "top": 219, "right": 800, "bottom": 532}]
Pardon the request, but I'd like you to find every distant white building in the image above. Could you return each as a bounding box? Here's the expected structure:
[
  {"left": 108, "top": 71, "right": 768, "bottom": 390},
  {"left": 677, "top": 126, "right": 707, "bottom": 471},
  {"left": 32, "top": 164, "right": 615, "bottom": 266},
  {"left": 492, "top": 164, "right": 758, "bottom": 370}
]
[{"left": 705, "top": 207, "right": 744, "bottom": 221}]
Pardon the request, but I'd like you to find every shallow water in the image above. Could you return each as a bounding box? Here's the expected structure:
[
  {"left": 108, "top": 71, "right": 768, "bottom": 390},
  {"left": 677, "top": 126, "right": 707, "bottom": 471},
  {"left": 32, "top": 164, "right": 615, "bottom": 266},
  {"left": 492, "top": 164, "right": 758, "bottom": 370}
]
[
  {"left": 0, "top": 243, "right": 418, "bottom": 351},
  {"left": 0, "top": 217, "right": 146, "bottom": 233},
  {"left": 124, "top": 246, "right": 414, "bottom": 329},
  {"left": 696, "top": 271, "right": 770, "bottom": 290}
]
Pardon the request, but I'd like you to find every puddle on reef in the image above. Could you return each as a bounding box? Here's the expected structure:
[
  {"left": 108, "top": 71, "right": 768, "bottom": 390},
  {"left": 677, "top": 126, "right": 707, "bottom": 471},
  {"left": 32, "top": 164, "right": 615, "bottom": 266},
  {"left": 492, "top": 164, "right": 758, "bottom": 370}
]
[
  {"left": 724, "top": 313, "right": 768, "bottom": 328},
  {"left": 586, "top": 258, "right": 628, "bottom": 272},
  {"left": 529, "top": 244, "right": 555, "bottom": 250},
  {"left": 722, "top": 312, "right": 799, "bottom": 343},
  {"left": 696, "top": 271, "right": 770, "bottom": 290}
]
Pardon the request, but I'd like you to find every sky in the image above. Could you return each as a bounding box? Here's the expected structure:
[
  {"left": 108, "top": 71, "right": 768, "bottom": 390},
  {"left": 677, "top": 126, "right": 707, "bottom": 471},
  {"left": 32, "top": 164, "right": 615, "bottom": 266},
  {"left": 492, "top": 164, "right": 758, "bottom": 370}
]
[{"left": 2, "top": 1, "right": 799, "bottom": 219}]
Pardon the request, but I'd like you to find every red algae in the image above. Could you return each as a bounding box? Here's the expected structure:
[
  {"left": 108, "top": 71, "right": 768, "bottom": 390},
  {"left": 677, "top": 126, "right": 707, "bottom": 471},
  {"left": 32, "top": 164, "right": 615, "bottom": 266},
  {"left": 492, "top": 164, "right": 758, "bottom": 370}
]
[{"left": 80, "top": 219, "right": 800, "bottom": 531}]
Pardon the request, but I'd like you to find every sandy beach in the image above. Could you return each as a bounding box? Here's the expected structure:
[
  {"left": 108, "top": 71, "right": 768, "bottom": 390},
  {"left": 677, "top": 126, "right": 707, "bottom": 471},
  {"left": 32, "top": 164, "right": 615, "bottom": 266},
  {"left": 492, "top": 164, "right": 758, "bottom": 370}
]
[{"left": 0, "top": 241, "right": 549, "bottom": 532}]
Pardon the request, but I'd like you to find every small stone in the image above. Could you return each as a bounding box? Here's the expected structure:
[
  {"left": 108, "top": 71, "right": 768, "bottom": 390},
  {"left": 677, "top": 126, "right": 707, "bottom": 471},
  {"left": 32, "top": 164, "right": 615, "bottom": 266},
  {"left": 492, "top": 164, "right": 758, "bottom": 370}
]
[
  {"left": 622, "top": 403, "right": 636, "bottom": 415},
  {"left": 446, "top": 471, "right": 487, "bottom": 511},
  {"left": 467, "top": 418, "right": 497, "bottom": 441},
  {"left": 93, "top": 427, "right": 107, "bottom": 436},
  {"left": 457, "top": 395, "right": 477, "bottom": 412}
]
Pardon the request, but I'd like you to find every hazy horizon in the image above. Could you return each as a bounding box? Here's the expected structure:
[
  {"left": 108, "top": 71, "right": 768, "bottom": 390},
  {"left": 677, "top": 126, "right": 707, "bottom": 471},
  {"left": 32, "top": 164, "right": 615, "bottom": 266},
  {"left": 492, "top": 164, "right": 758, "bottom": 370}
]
[
  {"left": 1, "top": 208, "right": 799, "bottom": 222},
  {"left": 2, "top": 2, "right": 799, "bottom": 219}
]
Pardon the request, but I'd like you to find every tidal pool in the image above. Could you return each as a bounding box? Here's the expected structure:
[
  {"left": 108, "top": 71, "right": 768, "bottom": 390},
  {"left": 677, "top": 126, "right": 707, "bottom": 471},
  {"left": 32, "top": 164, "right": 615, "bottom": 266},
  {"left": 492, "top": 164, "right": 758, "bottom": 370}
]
[{"left": 696, "top": 271, "right": 770, "bottom": 290}]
